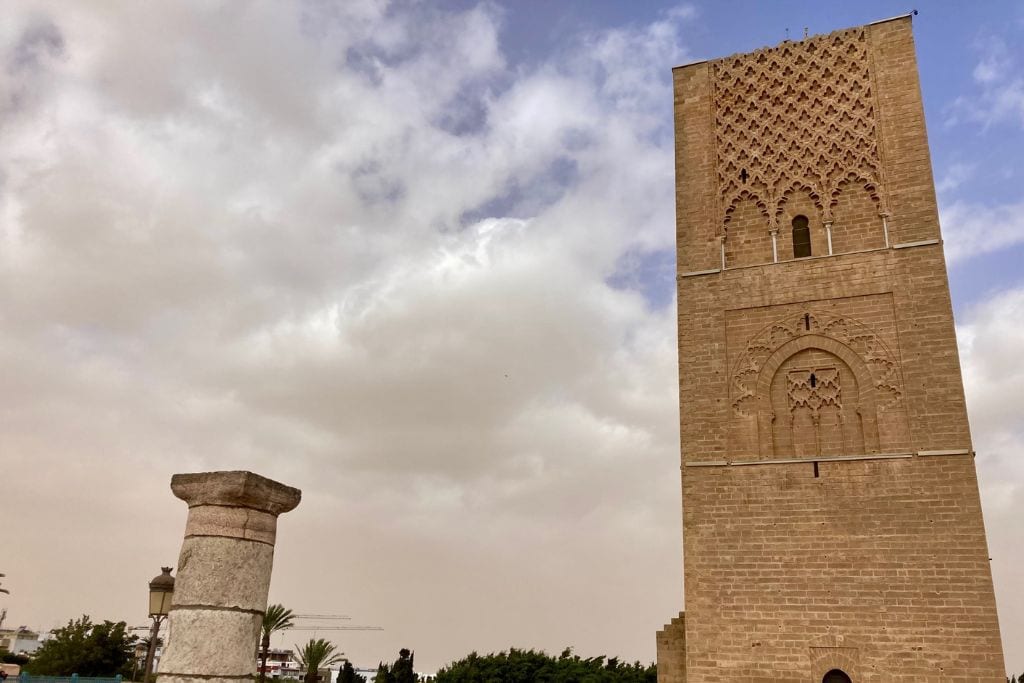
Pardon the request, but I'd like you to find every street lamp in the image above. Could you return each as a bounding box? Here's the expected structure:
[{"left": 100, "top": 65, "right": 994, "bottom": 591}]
[
  {"left": 132, "top": 642, "right": 148, "bottom": 681},
  {"left": 143, "top": 567, "right": 175, "bottom": 683}
]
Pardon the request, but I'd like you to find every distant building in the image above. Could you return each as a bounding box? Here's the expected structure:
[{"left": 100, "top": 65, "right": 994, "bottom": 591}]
[
  {"left": 0, "top": 627, "right": 41, "bottom": 655},
  {"left": 343, "top": 668, "right": 380, "bottom": 683},
  {"left": 260, "top": 648, "right": 303, "bottom": 680}
]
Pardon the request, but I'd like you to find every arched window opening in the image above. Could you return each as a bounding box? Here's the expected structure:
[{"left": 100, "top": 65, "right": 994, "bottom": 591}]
[
  {"left": 793, "top": 215, "right": 812, "bottom": 258},
  {"left": 822, "top": 670, "right": 852, "bottom": 683}
]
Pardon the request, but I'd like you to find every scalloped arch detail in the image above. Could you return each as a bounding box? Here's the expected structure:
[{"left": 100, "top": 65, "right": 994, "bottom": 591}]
[
  {"left": 730, "top": 310, "right": 902, "bottom": 419},
  {"left": 713, "top": 27, "right": 885, "bottom": 228}
]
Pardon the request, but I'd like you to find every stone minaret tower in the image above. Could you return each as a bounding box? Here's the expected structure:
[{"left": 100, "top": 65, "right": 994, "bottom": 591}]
[{"left": 657, "top": 16, "right": 1005, "bottom": 682}]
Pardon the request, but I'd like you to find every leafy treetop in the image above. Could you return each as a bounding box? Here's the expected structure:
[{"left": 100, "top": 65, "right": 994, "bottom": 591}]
[
  {"left": 296, "top": 638, "right": 345, "bottom": 683},
  {"left": 433, "top": 648, "right": 656, "bottom": 683},
  {"left": 338, "top": 661, "right": 366, "bottom": 683},
  {"left": 26, "top": 616, "right": 138, "bottom": 677}
]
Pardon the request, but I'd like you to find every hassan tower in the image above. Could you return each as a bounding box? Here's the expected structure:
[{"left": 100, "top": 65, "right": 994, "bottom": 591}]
[{"left": 656, "top": 15, "right": 1005, "bottom": 682}]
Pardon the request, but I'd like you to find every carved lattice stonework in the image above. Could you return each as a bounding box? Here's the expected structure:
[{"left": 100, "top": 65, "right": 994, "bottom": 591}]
[
  {"left": 730, "top": 311, "right": 901, "bottom": 417},
  {"left": 787, "top": 367, "right": 841, "bottom": 414},
  {"left": 713, "top": 27, "right": 884, "bottom": 229}
]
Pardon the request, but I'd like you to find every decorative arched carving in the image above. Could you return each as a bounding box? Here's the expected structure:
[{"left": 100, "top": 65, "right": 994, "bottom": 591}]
[
  {"left": 776, "top": 181, "right": 824, "bottom": 224},
  {"left": 724, "top": 193, "right": 774, "bottom": 267},
  {"left": 729, "top": 311, "right": 906, "bottom": 456},
  {"left": 712, "top": 28, "right": 885, "bottom": 231},
  {"left": 829, "top": 170, "right": 881, "bottom": 211},
  {"left": 829, "top": 175, "right": 887, "bottom": 252},
  {"left": 731, "top": 312, "right": 901, "bottom": 417},
  {"left": 757, "top": 336, "right": 878, "bottom": 455},
  {"left": 787, "top": 366, "right": 841, "bottom": 414},
  {"left": 724, "top": 188, "right": 770, "bottom": 226}
]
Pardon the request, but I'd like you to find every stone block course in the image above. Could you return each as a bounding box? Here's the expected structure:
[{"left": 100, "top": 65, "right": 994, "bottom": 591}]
[
  {"left": 161, "top": 610, "right": 264, "bottom": 677},
  {"left": 170, "top": 536, "right": 275, "bottom": 610}
]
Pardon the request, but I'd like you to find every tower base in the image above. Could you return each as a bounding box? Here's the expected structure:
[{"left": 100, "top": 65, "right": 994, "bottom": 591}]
[{"left": 656, "top": 612, "right": 686, "bottom": 683}]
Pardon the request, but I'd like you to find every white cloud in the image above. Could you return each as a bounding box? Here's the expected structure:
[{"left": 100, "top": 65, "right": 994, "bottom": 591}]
[
  {"left": 958, "top": 287, "right": 1024, "bottom": 670},
  {"left": 947, "top": 35, "right": 1024, "bottom": 129},
  {"left": 935, "top": 161, "right": 976, "bottom": 194},
  {"left": 940, "top": 197, "right": 1024, "bottom": 264},
  {"left": 971, "top": 37, "right": 1010, "bottom": 84},
  {"left": 0, "top": 1, "right": 693, "bottom": 670}
]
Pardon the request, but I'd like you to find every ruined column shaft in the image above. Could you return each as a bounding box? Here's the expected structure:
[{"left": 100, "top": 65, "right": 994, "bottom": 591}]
[{"left": 159, "top": 471, "right": 301, "bottom": 683}]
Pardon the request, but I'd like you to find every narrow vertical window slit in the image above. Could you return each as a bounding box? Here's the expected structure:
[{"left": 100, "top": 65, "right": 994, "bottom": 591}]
[{"left": 793, "top": 215, "right": 811, "bottom": 258}]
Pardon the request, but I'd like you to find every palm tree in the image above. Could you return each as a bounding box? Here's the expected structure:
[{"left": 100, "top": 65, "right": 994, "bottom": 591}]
[
  {"left": 259, "top": 604, "right": 295, "bottom": 683},
  {"left": 296, "top": 638, "right": 344, "bottom": 683}
]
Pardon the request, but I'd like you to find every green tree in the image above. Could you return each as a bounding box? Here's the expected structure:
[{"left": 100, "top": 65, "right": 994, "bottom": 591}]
[
  {"left": 2, "top": 650, "right": 30, "bottom": 666},
  {"left": 338, "top": 661, "right": 366, "bottom": 683},
  {"left": 391, "top": 649, "right": 416, "bottom": 683},
  {"left": 375, "top": 661, "right": 393, "bottom": 683},
  {"left": 433, "top": 648, "right": 656, "bottom": 683},
  {"left": 296, "top": 638, "right": 344, "bottom": 683},
  {"left": 137, "top": 636, "right": 163, "bottom": 652},
  {"left": 260, "top": 604, "right": 295, "bottom": 683},
  {"left": 26, "top": 616, "right": 137, "bottom": 677}
]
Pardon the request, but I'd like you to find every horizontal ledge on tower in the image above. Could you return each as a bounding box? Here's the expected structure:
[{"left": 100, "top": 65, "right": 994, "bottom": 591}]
[
  {"left": 708, "top": 243, "right": 921, "bottom": 275},
  {"left": 672, "top": 59, "right": 709, "bottom": 71},
  {"left": 679, "top": 268, "right": 721, "bottom": 278},
  {"left": 681, "top": 449, "right": 975, "bottom": 467},
  {"left": 892, "top": 238, "right": 940, "bottom": 249},
  {"left": 868, "top": 12, "right": 918, "bottom": 26},
  {"left": 685, "top": 453, "right": 912, "bottom": 467}
]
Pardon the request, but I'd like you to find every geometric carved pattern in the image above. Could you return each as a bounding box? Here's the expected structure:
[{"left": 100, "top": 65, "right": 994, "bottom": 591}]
[
  {"left": 731, "top": 311, "right": 901, "bottom": 417},
  {"left": 787, "top": 366, "right": 841, "bottom": 414},
  {"left": 713, "top": 28, "right": 884, "bottom": 229}
]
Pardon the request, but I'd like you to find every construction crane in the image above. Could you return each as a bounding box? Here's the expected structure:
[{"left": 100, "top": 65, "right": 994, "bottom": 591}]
[
  {"left": 279, "top": 613, "right": 382, "bottom": 633},
  {"left": 266, "top": 613, "right": 382, "bottom": 649},
  {"left": 283, "top": 626, "right": 383, "bottom": 631}
]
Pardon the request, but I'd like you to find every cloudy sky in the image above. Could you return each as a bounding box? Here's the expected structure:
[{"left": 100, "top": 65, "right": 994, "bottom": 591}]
[{"left": 2, "top": 0, "right": 1022, "bottom": 675}]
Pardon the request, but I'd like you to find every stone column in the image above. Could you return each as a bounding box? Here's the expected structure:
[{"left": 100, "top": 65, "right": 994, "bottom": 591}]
[{"left": 158, "top": 471, "right": 301, "bottom": 683}]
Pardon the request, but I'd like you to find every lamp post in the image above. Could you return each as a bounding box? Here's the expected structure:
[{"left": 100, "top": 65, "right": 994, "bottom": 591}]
[
  {"left": 132, "top": 642, "right": 148, "bottom": 681},
  {"left": 143, "top": 567, "right": 175, "bottom": 683}
]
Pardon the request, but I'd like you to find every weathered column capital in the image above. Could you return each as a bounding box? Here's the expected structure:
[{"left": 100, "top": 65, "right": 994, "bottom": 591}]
[{"left": 171, "top": 471, "right": 301, "bottom": 515}]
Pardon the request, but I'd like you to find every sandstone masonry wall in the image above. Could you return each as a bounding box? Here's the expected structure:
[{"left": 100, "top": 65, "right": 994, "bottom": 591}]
[{"left": 663, "top": 15, "right": 1005, "bottom": 682}]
